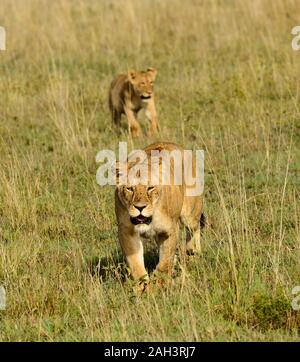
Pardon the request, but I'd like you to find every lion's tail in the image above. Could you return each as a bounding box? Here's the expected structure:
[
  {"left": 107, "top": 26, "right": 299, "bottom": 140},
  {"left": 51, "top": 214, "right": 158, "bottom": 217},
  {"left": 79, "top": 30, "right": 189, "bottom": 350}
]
[{"left": 200, "top": 213, "right": 206, "bottom": 230}]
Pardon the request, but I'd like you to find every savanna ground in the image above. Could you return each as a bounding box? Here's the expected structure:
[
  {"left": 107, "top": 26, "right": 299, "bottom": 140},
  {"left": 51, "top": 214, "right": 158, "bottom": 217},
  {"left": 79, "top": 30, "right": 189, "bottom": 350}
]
[{"left": 0, "top": 0, "right": 300, "bottom": 341}]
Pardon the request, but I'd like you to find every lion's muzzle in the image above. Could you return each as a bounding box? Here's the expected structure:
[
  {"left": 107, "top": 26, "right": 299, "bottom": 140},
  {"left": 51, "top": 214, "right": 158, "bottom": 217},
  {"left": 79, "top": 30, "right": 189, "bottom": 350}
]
[
  {"left": 140, "top": 95, "right": 152, "bottom": 100},
  {"left": 130, "top": 215, "right": 152, "bottom": 225}
]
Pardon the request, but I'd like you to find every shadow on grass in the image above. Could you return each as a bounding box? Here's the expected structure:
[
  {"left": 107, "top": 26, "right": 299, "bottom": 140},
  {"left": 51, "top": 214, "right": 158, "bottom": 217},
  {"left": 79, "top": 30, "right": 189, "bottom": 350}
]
[{"left": 87, "top": 245, "right": 159, "bottom": 283}]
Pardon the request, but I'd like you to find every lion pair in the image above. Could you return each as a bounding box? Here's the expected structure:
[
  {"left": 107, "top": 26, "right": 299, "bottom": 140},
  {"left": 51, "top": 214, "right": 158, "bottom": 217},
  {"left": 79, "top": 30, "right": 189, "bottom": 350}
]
[{"left": 109, "top": 69, "right": 203, "bottom": 290}]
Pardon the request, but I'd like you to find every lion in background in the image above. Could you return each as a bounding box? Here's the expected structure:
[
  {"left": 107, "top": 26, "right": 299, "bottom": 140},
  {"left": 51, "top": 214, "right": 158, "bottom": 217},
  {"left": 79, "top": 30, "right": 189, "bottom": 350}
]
[{"left": 109, "top": 67, "right": 159, "bottom": 138}]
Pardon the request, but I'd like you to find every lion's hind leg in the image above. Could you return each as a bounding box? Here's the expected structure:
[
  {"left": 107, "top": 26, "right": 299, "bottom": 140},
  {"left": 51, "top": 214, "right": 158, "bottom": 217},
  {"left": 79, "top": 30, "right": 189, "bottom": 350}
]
[
  {"left": 180, "top": 210, "right": 202, "bottom": 255},
  {"left": 185, "top": 224, "right": 201, "bottom": 255}
]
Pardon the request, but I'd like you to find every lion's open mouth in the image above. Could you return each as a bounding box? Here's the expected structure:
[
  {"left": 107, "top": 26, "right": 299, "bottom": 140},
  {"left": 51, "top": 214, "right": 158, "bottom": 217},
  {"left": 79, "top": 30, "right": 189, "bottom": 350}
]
[
  {"left": 130, "top": 215, "right": 152, "bottom": 225},
  {"left": 140, "top": 95, "right": 151, "bottom": 100}
]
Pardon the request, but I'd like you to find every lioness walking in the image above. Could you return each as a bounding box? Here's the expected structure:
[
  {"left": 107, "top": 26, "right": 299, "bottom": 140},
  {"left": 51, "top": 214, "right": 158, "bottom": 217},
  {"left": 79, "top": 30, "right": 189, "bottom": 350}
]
[
  {"left": 114, "top": 142, "right": 204, "bottom": 287},
  {"left": 109, "top": 68, "right": 159, "bottom": 138}
]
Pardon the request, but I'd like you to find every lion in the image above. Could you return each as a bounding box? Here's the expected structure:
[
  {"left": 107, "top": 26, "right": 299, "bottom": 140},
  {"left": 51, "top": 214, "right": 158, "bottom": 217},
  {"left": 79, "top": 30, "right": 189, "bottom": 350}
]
[
  {"left": 114, "top": 142, "right": 204, "bottom": 287},
  {"left": 109, "top": 68, "right": 159, "bottom": 138}
]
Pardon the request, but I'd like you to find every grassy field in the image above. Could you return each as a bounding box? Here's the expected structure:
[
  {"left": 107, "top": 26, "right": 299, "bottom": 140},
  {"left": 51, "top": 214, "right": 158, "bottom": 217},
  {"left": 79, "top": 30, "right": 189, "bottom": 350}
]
[{"left": 0, "top": 0, "right": 300, "bottom": 341}]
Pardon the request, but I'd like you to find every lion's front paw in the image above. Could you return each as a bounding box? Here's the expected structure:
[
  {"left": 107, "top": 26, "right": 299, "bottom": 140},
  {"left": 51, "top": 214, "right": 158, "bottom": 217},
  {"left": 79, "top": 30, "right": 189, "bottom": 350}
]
[{"left": 134, "top": 275, "right": 151, "bottom": 294}]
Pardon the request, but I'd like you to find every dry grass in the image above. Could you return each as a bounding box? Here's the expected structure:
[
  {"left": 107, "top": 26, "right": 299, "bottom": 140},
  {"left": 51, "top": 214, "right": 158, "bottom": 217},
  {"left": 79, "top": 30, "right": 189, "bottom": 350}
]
[{"left": 0, "top": 0, "right": 300, "bottom": 341}]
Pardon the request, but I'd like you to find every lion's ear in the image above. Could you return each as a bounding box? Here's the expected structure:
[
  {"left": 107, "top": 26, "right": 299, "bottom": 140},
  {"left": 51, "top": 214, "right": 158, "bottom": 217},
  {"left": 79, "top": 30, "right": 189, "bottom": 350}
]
[
  {"left": 128, "top": 70, "right": 137, "bottom": 84},
  {"left": 147, "top": 67, "right": 157, "bottom": 81}
]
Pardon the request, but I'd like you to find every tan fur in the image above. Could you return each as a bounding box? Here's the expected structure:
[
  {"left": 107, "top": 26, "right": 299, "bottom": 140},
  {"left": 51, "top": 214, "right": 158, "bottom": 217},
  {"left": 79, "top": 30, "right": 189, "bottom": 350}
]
[
  {"left": 115, "top": 142, "right": 203, "bottom": 284},
  {"left": 109, "top": 68, "right": 159, "bottom": 138}
]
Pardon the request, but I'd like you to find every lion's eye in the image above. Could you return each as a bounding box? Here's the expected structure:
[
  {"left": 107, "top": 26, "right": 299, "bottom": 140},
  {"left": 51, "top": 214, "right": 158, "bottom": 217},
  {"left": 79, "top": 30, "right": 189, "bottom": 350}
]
[
  {"left": 140, "top": 82, "right": 145, "bottom": 86},
  {"left": 126, "top": 187, "right": 133, "bottom": 192},
  {"left": 147, "top": 186, "right": 155, "bottom": 193}
]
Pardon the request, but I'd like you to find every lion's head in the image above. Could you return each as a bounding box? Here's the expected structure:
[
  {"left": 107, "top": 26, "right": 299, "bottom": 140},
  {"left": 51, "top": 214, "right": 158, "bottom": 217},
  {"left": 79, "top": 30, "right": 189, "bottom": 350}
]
[
  {"left": 117, "top": 183, "right": 161, "bottom": 227},
  {"left": 115, "top": 154, "right": 162, "bottom": 230},
  {"left": 128, "top": 67, "right": 157, "bottom": 101}
]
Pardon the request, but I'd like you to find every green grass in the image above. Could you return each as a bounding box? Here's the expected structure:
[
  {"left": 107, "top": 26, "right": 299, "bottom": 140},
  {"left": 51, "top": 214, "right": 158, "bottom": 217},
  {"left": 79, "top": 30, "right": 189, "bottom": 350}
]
[{"left": 0, "top": 0, "right": 300, "bottom": 341}]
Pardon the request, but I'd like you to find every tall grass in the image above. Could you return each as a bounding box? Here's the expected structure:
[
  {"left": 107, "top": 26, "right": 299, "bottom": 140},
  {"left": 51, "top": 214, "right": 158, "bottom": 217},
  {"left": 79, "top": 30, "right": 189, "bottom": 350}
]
[{"left": 0, "top": 0, "right": 299, "bottom": 341}]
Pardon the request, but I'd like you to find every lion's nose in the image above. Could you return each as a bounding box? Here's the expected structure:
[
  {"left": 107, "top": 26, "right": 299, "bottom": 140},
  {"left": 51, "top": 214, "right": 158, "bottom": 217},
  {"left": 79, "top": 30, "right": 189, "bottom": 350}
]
[{"left": 134, "top": 205, "right": 146, "bottom": 212}]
